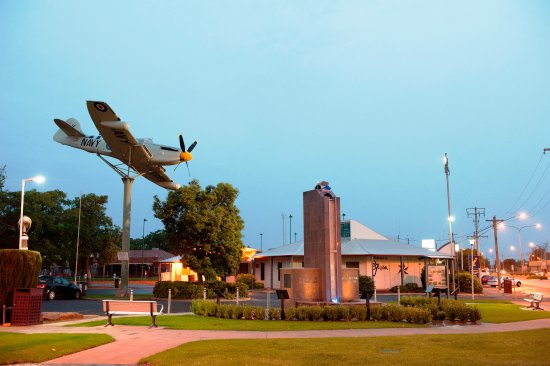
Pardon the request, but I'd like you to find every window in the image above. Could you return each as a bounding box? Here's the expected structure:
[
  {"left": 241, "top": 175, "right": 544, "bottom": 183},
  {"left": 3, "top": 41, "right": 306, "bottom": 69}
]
[
  {"left": 346, "top": 261, "right": 359, "bottom": 269},
  {"left": 260, "top": 263, "right": 265, "bottom": 281},
  {"left": 277, "top": 262, "right": 282, "bottom": 281}
]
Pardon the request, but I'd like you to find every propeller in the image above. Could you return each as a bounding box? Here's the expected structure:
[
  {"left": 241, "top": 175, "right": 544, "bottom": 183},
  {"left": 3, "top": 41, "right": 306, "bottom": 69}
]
[{"left": 174, "top": 134, "right": 198, "bottom": 175}]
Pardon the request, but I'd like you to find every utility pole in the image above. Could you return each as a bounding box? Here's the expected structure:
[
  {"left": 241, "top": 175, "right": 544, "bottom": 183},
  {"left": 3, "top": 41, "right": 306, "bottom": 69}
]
[
  {"left": 467, "top": 207, "right": 486, "bottom": 278},
  {"left": 488, "top": 216, "right": 503, "bottom": 290}
]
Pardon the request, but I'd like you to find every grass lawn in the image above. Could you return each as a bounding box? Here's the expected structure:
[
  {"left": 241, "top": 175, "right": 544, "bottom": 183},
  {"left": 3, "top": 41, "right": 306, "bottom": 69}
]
[
  {"left": 0, "top": 332, "right": 113, "bottom": 365},
  {"left": 69, "top": 314, "right": 425, "bottom": 330},
  {"left": 140, "top": 328, "right": 550, "bottom": 366},
  {"left": 465, "top": 300, "right": 550, "bottom": 323}
]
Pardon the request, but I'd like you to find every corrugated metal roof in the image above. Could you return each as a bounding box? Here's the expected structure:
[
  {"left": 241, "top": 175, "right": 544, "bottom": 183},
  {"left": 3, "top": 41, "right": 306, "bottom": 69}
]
[{"left": 255, "top": 239, "right": 451, "bottom": 259}]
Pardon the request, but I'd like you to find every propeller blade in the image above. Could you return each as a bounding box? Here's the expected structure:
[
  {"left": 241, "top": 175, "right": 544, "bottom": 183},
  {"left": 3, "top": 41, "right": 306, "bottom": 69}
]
[
  {"left": 185, "top": 161, "right": 191, "bottom": 176},
  {"left": 179, "top": 134, "right": 186, "bottom": 152},
  {"left": 187, "top": 140, "right": 198, "bottom": 153}
]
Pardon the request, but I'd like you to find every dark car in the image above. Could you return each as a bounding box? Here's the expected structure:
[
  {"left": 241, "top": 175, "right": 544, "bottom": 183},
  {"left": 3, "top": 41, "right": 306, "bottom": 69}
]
[
  {"left": 38, "top": 276, "right": 81, "bottom": 300},
  {"left": 481, "top": 275, "right": 491, "bottom": 284}
]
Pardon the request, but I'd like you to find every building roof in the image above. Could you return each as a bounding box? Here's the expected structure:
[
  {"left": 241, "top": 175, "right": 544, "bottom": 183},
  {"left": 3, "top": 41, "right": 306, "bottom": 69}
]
[{"left": 255, "top": 238, "right": 451, "bottom": 259}]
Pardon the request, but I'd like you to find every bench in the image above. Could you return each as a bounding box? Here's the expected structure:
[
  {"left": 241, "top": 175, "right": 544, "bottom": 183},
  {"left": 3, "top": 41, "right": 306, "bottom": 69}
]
[
  {"left": 102, "top": 300, "right": 163, "bottom": 327},
  {"left": 523, "top": 293, "right": 544, "bottom": 310}
]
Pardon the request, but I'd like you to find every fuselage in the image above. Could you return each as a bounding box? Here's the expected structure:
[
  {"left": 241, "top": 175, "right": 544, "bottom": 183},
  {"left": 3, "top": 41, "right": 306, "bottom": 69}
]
[{"left": 54, "top": 133, "right": 182, "bottom": 166}]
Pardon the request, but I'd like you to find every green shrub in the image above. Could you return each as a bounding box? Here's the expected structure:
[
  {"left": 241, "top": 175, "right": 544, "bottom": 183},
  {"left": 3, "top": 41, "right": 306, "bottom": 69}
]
[
  {"left": 323, "top": 306, "right": 340, "bottom": 321},
  {"left": 0, "top": 249, "right": 41, "bottom": 316},
  {"left": 383, "top": 304, "right": 404, "bottom": 322},
  {"left": 359, "top": 275, "right": 375, "bottom": 294},
  {"left": 308, "top": 305, "right": 323, "bottom": 321},
  {"left": 235, "top": 273, "right": 257, "bottom": 289},
  {"left": 153, "top": 281, "right": 203, "bottom": 299},
  {"left": 296, "top": 306, "right": 309, "bottom": 321},
  {"left": 457, "top": 272, "right": 483, "bottom": 294},
  {"left": 352, "top": 305, "right": 367, "bottom": 321},
  {"left": 254, "top": 306, "right": 265, "bottom": 320},
  {"left": 390, "top": 282, "right": 423, "bottom": 293},
  {"left": 284, "top": 307, "right": 297, "bottom": 320},
  {"left": 268, "top": 307, "right": 281, "bottom": 320}
]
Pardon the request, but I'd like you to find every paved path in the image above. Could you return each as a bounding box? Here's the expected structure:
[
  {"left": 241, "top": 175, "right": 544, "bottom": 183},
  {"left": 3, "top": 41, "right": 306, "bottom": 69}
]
[{"left": 2, "top": 314, "right": 550, "bottom": 365}]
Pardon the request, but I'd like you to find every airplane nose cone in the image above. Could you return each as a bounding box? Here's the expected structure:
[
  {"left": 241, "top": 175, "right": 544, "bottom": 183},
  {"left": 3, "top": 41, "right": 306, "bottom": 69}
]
[{"left": 180, "top": 151, "right": 193, "bottom": 162}]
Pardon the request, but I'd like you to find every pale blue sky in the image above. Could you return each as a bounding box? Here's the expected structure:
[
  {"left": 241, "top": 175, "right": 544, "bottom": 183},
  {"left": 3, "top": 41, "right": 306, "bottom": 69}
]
[{"left": 2, "top": 1, "right": 550, "bottom": 258}]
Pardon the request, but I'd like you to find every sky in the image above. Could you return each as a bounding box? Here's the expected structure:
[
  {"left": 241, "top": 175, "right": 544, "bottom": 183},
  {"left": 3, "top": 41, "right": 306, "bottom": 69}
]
[{"left": 2, "top": 1, "right": 550, "bottom": 260}]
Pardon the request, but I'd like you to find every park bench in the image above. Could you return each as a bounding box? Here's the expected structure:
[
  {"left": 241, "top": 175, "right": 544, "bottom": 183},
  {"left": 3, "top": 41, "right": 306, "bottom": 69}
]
[
  {"left": 523, "top": 292, "right": 544, "bottom": 310},
  {"left": 102, "top": 300, "right": 163, "bottom": 327}
]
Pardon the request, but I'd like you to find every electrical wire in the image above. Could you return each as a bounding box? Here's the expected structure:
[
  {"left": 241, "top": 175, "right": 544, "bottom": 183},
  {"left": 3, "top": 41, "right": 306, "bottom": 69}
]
[{"left": 504, "top": 154, "right": 545, "bottom": 216}]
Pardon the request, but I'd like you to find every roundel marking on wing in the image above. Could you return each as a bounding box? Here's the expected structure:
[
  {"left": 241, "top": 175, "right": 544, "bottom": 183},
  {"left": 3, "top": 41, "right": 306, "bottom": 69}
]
[{"left": 94, "top": 102, "right": 108, "bottom": 112}]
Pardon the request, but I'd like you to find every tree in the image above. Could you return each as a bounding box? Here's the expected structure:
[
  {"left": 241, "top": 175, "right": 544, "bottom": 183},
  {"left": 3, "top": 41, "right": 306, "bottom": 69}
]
[
  {"left": 130, "top": 229, "right": 169, "bottom": 251},
  {"left": 65, "top": 194, "right": 120, "bottom": 279},
  {"left": 153, "top": 180, "right": 244, "bottom": 282}
]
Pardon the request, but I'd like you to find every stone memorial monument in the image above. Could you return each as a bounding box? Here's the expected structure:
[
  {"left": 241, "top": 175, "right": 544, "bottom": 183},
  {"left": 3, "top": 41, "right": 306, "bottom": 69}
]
[{"left": 280, "top": 182, "right": 359, "bottom": 306}]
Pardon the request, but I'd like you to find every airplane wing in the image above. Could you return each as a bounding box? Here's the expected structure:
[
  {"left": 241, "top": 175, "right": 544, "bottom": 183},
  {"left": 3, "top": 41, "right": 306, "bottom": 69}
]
[{"left": 87, "top": 101, "right": 180, "bottom": 190}]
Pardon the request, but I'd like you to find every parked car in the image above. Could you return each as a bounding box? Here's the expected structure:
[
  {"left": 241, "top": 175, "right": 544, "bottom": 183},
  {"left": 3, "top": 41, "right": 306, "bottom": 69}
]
[
  {"left": 481, "top": 275, "right": 491, "bottom": 284},
  {"left": 38, "top": 276, "right": 81, "bottom": 300},
  {"left": 486, "top": 276, "right": 521, "bottom": 287},
  {"left": 502, "top": 276, "right": 522, "bottom": 287},
  {"left": 486, "top": 276, "right": 498, "bottom": 287}
]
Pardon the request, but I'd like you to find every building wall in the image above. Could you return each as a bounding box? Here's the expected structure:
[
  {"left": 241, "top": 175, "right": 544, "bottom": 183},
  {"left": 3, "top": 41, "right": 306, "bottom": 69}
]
[{"left": 256, "top": 255, "right": 425, "bottom": 290}]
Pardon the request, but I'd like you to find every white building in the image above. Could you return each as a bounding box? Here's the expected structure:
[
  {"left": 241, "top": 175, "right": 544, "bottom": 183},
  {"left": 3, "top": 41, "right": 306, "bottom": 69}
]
[{"left": 253, "top": 220, "right": 451, "bottom": 290}]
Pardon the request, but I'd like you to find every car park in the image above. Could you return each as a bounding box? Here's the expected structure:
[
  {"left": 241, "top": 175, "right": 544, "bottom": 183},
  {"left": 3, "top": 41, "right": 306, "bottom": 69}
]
[{"left": 38, "top": 276, "right": 81, "bottom": 300}]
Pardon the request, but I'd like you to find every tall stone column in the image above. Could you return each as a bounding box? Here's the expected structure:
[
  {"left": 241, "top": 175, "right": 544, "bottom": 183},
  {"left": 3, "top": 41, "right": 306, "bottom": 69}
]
[{"left": 303, "top": 184, "right": 342, "bottom": 302}]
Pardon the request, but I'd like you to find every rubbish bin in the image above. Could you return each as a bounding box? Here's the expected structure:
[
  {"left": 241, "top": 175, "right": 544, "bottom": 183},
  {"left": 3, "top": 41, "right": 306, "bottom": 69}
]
[
  {"left": 503, "top": 279, "right": 512, "bottom": 294},
  {"left": 79, "top": 282, "right": 87, "bottom": 296},
  {"left": 114, "top": 278, "right": 121, "bottom": 288},
  {"left": 12, "top": 288, "right": 43, "bottom": 326}
]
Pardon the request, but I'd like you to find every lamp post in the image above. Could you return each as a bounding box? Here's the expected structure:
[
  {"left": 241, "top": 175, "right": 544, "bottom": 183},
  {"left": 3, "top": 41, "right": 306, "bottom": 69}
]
[
  {"left": 260, "top": 233, "right": 263, "bottom": 252},
  {"left": 19, "top": 175, "right": 45, "bottom": 250},
  {"left": 141, "top": 218, "right": 147, "bottom": 279},
  {"left": 506, "top": 223, "right": 541, "bottom": 274},
  {"left": 289, "top": 214, "right": 293, "bottom": 244},
  {"left": 74, "top": 194, "right": 82, "bottom": 284}
]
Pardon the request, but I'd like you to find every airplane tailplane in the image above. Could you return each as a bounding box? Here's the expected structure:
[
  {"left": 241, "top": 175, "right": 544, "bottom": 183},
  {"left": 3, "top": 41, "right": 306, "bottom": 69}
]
[{"left": 54, "top": 118, "right": 85, "bottom": 137}]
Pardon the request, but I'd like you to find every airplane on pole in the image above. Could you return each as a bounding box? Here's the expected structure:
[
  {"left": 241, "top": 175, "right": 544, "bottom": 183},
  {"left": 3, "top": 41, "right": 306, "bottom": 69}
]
[{"left": 53, "top": 101, "right": 197, "bottom": 295}]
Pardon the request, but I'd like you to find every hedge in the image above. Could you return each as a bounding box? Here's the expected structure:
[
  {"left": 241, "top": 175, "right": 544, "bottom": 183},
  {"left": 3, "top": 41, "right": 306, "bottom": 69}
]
[
  {"left": 153, "top": 280, "right": 248, "bottom": 299},
  {"left": 0, "top": 249, "right": 42, "bottom": 316},
  {"left": 191, "top": 300, "right": 433, "bottom": 323}
]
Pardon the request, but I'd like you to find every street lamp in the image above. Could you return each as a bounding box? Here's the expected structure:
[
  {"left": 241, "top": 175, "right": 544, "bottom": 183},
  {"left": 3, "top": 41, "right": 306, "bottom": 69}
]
[
  {"left": 141, "top": 218, "right": 147, "bottom": 279},
  {"left": 505, "top": 223, "right": 541, "bottom": 274},
  {"left": 19, "top": 175, "right": 45, "bottom": 250},
  {"left": 260, "top": 233, "right": 263, "bottom": 252},
  {"left": 289, "top": 214, "right": 293, "bottom": 244}
]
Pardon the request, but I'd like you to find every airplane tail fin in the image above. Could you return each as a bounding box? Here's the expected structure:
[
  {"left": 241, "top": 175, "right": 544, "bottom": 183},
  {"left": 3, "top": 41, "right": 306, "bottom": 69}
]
[{"left": 53, "top": 118, "right": 85, "bottom": 142}]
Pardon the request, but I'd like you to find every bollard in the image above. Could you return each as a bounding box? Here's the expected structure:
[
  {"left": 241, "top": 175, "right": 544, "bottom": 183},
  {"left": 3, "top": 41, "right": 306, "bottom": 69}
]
[
  {"left": 203, "top": 287, "right": 206, "bottom": 300},
  {"left": 130, "top": 289, "right": 134, "bottom": 301},
  {"left": 266, "top": 289, "right": 270, "bottom": 309},
  {"left": 374, "top": 288, "right": 377, "bottom": 302},
  {"left": 265, "top": 289, "right": 270, "bottom": 320},
  {"left": 236, "top": 287, "right": 240, "bottom": 305},
  {"left": 397, "top": 287, "right": 401, "bottom": 304},
  {"left": 168, "top": 288, "right": 172, "bottom": 314}
]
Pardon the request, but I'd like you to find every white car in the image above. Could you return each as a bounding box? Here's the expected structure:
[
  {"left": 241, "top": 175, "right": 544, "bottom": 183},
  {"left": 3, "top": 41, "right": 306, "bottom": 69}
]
[{"left": 487, "top": 276, "right": 521, "bottom": 287}]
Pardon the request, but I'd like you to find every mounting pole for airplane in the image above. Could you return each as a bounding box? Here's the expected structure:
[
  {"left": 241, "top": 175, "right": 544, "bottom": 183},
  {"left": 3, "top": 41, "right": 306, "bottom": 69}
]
[{"left": 53, "top": 101, "right": 197, "bottom": 297}]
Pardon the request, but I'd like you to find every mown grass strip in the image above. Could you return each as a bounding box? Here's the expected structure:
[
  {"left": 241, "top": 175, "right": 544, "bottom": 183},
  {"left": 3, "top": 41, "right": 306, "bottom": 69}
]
[
  {"left": 69, "top": 314, "right": 424, "bottom": 330},
  {"left": 0, "top": 332, "right": 113, "bottom": 365},
  {"left": 140, "top": 329, "right": 550, "bottom": 366}
]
